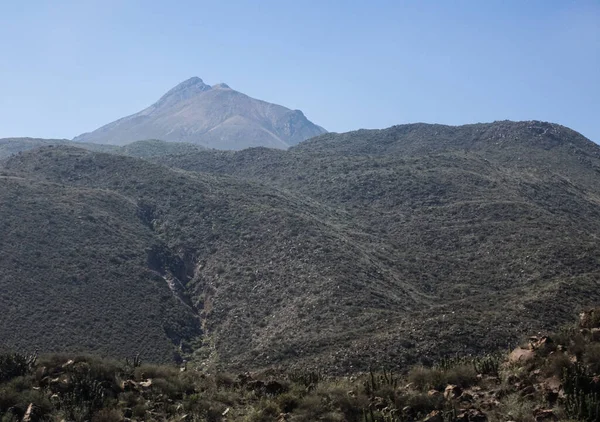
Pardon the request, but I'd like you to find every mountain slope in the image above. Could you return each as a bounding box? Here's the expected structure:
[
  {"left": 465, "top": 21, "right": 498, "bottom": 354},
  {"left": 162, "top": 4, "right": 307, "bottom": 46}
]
[
  {"left": 3, "top": 121, "right": 600, "bottom": 373},
  {"left": 73, "top": 77, "right": 326, "bottom": 150},
  {"left": 151, "top": 120, "right": 600, "bottom": 366},
  {"left": 1, "top": 147, "right": 427, "bottom": 371},
  {"left": 0, "top": 174, "right": 200, "bottom": 362}
]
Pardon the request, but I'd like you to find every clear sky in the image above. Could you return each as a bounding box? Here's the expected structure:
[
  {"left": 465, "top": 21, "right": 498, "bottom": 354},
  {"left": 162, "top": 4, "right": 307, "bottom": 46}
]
[{"left": 0, "top": 1, "right": 598, "bottom": 141}]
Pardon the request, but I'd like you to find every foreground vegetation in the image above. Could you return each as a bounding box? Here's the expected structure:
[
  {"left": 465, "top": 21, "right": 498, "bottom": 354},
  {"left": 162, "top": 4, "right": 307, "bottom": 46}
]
[{"left": 2, "top": 308, "right": 599, "bottom": 421}]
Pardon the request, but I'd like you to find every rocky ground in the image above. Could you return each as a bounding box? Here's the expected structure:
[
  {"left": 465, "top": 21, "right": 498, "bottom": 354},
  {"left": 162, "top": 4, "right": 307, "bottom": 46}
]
[{"left": 1, "top": 308, "right": 599, "bottom": 421}]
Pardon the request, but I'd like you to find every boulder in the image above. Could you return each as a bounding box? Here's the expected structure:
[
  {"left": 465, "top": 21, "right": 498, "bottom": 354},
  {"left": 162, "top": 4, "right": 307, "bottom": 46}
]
[
  {"left": 444, "top": 384, "right": 463, "bottom": 400},
  {"left": 509, "top": 348, "right": 535, "bottom": 363}
]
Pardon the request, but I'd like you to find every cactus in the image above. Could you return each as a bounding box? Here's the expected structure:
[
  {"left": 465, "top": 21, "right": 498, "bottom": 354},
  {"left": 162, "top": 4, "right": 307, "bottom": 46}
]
[
  {"left": 125, "top": 353, "right": 142, "bottom": 369},
  {"left": 473, "top": 354, "right": 500, "bottom": 377},
  {"left": 287, "top": 369, "right": 323, "bottom": 388},
  {"left": 364, "top": 368, "right": 399, "bottom": 397},
  {"left": 562, "top": 363, "right": 600, "bottom": 421}
]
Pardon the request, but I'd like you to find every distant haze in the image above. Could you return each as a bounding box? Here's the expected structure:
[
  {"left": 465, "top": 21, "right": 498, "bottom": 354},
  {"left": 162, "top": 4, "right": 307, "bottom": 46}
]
[{"left": 74, "top": 77, "right": 326, "bottom": 150}]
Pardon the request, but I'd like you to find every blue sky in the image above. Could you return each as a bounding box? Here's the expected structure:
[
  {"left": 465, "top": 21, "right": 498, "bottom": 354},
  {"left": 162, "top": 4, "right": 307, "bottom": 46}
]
[{"left": 1, "top": 0, "right": 598, "bottom": 141}]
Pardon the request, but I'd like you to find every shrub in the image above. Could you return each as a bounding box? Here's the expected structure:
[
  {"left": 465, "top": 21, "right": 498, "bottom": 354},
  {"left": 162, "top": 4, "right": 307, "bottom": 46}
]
[
  {"left": 0, "top": 352, "right": 36, "bottom": 382},
  {"left": 408, "top": 366, "right": 445, "bottom": 391},
  {"left": 495, "top": 393, "right": 535, "bottom": 422},
  {"left": 562, "top": 363, "right": 600, "bottom": 421},
  {"left": 91, "top": 408, "right": 123, "bottom": 422},
  {"left": 544, "top": 352, "right": 572, "bottom": 378},
  {"left": 584, "top": 343, "right": 600, "bottom": 374}
]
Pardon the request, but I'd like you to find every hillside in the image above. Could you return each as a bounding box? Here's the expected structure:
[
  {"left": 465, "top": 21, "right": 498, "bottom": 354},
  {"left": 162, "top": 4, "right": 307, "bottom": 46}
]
[
  {"left": 73, "top": 77, "right": 326, "bottom": 150},
  {"left": 1, "top": 146, "right": 424, "bottom": 372},
  {"left": 0, "top": 138, "right": 119, "bottom": 159},
  {"left": 2, "top": 121, "right": 600, "bottom": 375},
  {"left": 0, "top": 138, "right": 205, "bottom": 160}
]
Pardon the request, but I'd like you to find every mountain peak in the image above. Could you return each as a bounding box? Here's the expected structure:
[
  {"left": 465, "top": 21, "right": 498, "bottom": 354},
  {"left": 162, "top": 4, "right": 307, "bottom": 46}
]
[
  {"left": 177, "top": 76, "right": 209, "bottom": 89},
  {"left": 155, "top": 77, "right": 212, "bottom": 107},
  {"left": 74, "top": 77, "right": 327, "bottom": 149}
]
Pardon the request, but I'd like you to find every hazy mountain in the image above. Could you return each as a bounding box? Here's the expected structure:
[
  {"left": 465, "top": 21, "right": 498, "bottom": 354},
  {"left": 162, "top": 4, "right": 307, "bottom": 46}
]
[
  {"left": 2, "top": 120, "right": 600, "bottom": 374},
  {"left": 73, "top": 77, "right": 326, "bottom": 150},
  {"left": 0, "top": 138, "right": 120, "bottom": 159},
  {"left": 0, "top": 138, "right": 204, "bottom": 160}
]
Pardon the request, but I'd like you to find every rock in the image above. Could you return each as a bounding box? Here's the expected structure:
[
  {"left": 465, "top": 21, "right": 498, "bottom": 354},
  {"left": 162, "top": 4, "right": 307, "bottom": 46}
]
[
  {"left": 22, "top": 403, "right": 34, "bottom": 422},
  {"left": 139, "top": 379, "right": 152, "bottom": 388},
  {"left": 533, "top": 408, "right": 557, "bottom": 421},
  {"left": 428, "top": 389, "right": 441, "bottom": 397},
  {"left": 423, "top": 410, "right": 444, "bottom": 422},
  {"left": 519, "top": 384, "right": 536, "bottom": 397},
  {"left": 531, "top": 336, "right": 554, "bottom": 353},
  {"left": 121, "top": 380, "right": 138, "bottom": 391},
  {"left": 460, "top": 392, "right": 474, "bottom": 403},
  {"left": 456, "top": 408, "right": 488, "bottom": 421},
  {"left": 402, "top": 406, "right": 416, "bottom": 418},
  {"left": 579, "top": 309, "right": 599, "bottom": 329},
  {"left": 509, "top": 347, "right": 535, "bottom": 363},
  {"left": 444, "top": 384, "right": 463, "bottom": 400},
  {"left": 480, "top": 398, "right": 500, "bottom": 409}
]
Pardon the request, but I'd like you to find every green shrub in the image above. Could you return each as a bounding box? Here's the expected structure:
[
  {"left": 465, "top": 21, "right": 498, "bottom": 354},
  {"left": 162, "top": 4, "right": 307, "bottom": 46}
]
[
  {"left": 562, "top": 363, "right": 600, "bottom": 421},
  {"left": 544, "top": 352, "right": 572, "bottom": 378},
  {"left": 584, "top": 343, "right": 600, "bottom": 374}
]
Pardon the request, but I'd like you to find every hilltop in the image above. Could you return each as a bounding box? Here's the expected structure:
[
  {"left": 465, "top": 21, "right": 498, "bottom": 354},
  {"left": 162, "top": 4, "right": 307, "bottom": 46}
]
[{"left": 73, "top": 77, "right": 326, "bottom": 150}]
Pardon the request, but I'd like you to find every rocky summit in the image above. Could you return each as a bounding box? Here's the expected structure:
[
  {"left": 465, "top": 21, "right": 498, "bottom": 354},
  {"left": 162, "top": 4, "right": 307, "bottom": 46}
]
[{"left": 73, "top": 77, "right": 326, "bottom": 150}]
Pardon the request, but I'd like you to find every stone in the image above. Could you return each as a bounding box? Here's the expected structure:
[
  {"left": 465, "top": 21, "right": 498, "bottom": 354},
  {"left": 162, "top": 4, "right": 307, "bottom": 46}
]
[
  {"left": 456, "top": 408, "right": 488, "bottom": 422},
  {"left": 533, "top": 408, "right": 557, "bottom": 421},
  {"left": 423, "top": 410, "right": 444, "bottom": 422},
  {"left": 139, "top": 379, "right": 153, "bottom": 388},
  {"left": 509, "top": 347, "right": 535, "bottom": 363},
  {"left": 22, "top": 403, "right": 34, "bottom": 422},
  {"left": 444, "top": 384, "right": 463, "bottom": 400}
]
